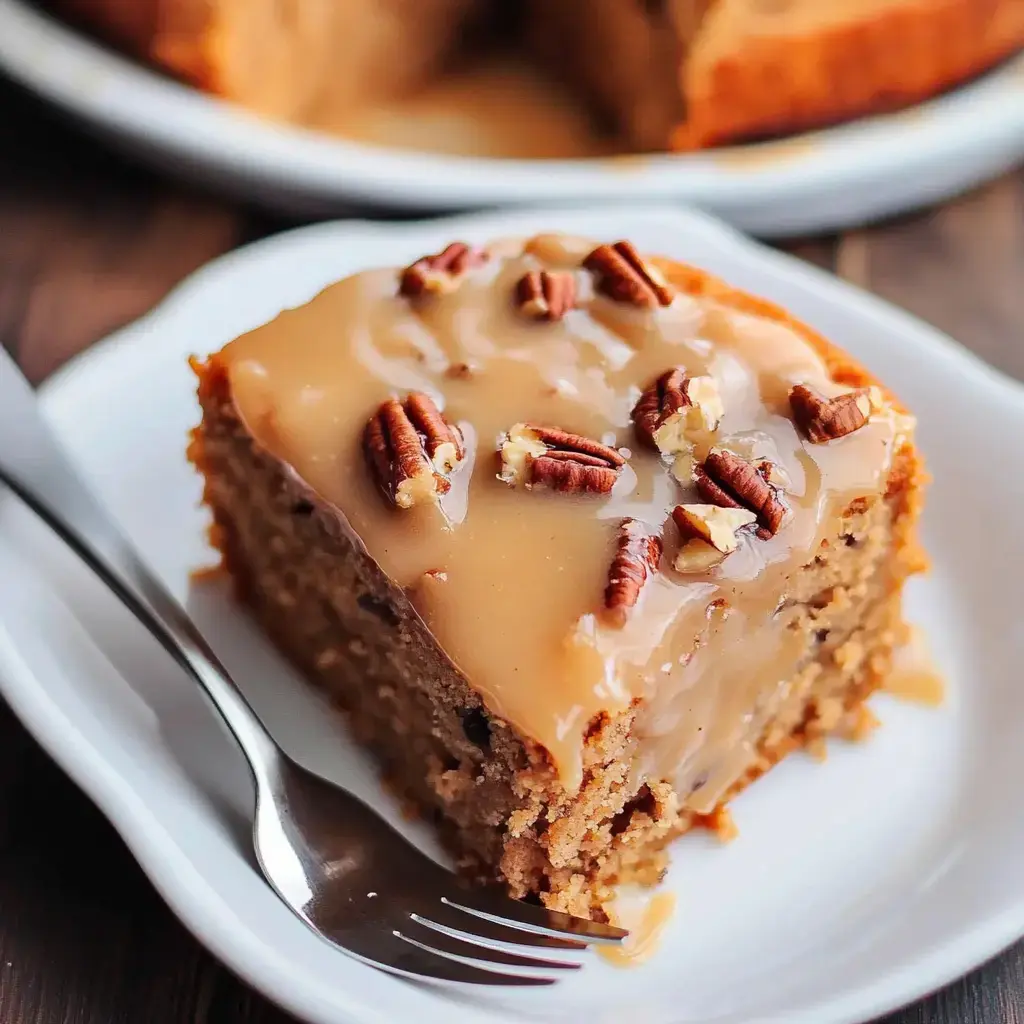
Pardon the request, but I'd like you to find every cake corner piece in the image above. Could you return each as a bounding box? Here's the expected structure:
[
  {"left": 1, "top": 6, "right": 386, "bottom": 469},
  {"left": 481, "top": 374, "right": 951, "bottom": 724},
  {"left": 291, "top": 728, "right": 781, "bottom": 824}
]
[{"left": 188, "top": 232, "right": 926, "bottom": 921}]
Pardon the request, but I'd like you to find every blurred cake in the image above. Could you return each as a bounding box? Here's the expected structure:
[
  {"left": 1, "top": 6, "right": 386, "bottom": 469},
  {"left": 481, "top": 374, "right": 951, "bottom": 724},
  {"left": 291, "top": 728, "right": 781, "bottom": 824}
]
[
  {"left": 55, "top": 0, "right": 483, "bottom": 124},
  {"left": 188, "top": 234, "right": 927, "bottom": 916},
  {"left": 57, "top": 0, "right": 1024, "bottom": 150},
  {"left": 529, "top": 0, "right": 1024, "bottom": 149}
]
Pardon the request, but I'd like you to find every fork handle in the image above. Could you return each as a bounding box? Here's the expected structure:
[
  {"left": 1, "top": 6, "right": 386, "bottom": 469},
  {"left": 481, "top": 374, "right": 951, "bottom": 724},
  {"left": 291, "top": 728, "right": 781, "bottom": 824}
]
[{"left": 0, "top": 348, "right": 279, "bottom": 780}]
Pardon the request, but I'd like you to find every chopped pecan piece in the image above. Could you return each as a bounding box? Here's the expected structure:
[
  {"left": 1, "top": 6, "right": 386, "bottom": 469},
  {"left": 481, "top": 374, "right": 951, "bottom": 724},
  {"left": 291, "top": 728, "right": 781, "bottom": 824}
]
[
  {"left": 604, "top": 519, "right": 662, "bottom": 626},
  {"left": 364, "top": 392, "right": 464, "bottom": 508},
  {"left": 673, "top": 504, "right": 757, "bottom": 555},
  {"left": 515, "top": 270, "right": 577, "bottom": 321},
  {"left": 632, "top": 368, "right": 723, "bottom": 453},
  {"left": 499, "top": 423, "right": 625, "bottom": 494},
  {"left": 674, "top": 538, "right": 730, "bottom": 574},
  {"left": 694, "top": 448, "right": 787, "bottom": 538},
  {"left": 399, "top": 242, "right": 488, "bottom": 298},
  {"left": 789, "top": 384, "right": 875, "bottom": 443},
  {"left": 583, "top": 241, "right": 676, "bottom": 308}
]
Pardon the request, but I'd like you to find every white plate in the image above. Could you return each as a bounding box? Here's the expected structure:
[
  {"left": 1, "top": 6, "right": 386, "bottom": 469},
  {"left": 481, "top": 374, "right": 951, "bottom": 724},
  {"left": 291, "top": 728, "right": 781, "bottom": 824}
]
[
  {"left": 1, "top": 0, "right": 1023, "bottom": 237},
  {"left": 1, "top": 204, "right": 1023, "bottom": 1024}
]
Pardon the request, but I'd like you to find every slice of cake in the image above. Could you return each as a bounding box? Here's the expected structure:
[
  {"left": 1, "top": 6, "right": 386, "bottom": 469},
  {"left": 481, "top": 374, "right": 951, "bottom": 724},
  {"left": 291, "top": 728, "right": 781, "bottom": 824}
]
[{"left": 188, "top": 234, "right": 926, "bottom": 918}]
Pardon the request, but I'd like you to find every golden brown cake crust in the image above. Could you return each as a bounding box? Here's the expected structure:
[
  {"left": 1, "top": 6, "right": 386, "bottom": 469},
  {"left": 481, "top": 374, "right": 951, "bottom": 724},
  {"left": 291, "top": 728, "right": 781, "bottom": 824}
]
[
  {"left": 189, "top": 251, "right": 927, "bottom": 918},
  {"left": 676, "top": 0, "right": 1024, "bottom": 149}
]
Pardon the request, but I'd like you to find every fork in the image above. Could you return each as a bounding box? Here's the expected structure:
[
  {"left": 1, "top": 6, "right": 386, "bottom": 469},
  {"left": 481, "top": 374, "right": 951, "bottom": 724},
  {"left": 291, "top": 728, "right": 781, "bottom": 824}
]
[{"left": 0, "top": 348, "right": 626, "bottom": 985}]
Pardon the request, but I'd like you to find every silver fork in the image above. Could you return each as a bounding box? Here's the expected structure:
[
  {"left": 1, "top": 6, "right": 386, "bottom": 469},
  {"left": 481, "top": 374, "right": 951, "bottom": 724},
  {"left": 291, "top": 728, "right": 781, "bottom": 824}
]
[{"left": 0, "top": 348, "right": 626, "bottom": 985}]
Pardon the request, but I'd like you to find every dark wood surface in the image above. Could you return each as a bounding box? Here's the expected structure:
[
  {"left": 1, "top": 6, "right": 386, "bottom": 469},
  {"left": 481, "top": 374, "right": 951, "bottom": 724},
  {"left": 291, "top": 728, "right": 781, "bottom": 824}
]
[{"left": 1, "top": 74, "right": 1022, "bottom": 1024}]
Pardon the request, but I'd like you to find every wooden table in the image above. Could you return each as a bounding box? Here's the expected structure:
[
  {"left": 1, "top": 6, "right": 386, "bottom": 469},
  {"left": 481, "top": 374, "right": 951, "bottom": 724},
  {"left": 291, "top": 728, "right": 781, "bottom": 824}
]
[{"left": 1, "top": 76, "right": 1022, "bottom": 1024}]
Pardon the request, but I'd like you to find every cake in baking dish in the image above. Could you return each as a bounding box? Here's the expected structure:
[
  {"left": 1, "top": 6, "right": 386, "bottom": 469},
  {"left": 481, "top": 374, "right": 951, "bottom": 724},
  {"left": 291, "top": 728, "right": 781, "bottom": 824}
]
[
  {"left": 528, "top": 0, "right": 1024, "bottom": 149},
  {"left": 188, "top": 234, "right": 927, "bottom": 917},
  {"left": 57, "top": 0, "right": 1024, "bottom": 151}
]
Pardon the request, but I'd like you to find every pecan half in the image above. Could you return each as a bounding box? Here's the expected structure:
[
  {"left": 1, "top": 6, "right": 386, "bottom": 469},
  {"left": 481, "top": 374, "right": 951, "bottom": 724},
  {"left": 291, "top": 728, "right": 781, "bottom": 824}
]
[
  {"left": 604, "top": 519, "right": 662, "bottom": 626},
  {"left": 499, "top": 423, "right": 625, "bottom": 494},
  {"left": 583, "top": 241, "right": 676, "bottom": 308},
  {"left": 364, "top": 392, "right": 464, "bottom": 508},
  {"left": 694, "top": 449, "right": 787, "bottom": 537},
  {"left": 632, "top": 368, "right": 723, "bottom": 453},
  {"left": 515, "top": 270, "right": 577, "bottom": 321},
  {"left": 789, "top": 384, "right": 874, "bottom": 443},
  {"left": 399, "top": 242, "right": 488, "bottom": 298},
  {"left": 674, "top": 538, "right": 730, "bottom": 574}
]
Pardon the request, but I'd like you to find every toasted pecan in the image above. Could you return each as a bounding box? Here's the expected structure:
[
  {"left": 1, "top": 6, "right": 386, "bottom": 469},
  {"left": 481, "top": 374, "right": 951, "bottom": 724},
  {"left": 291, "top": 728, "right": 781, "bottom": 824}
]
[
  {"left": 499, "top": 423, "right": 625, "bottom": 494},
  {"left": 399, "top": 242, "right": 488, "bottom": 299},
  {"left": 364, "top": 392, "right": 464, "bottom": 508},
  {"left": 632, "top": 368, "right": 723, "bottom": 452},
  {"left": 604, "top": 519, "right": 662, "bottom": 626},
  {"left": 583, "top": 241, "right": 675, "bottom": 308},
  {"left": 515, "top": 270, "right": 577, "bottom": 322},
  {"left": 694, "top": 449, "right": 787, "bottom": 538},
  {"left": 790, "top": 384, "right": 874, "bottom": 443}
]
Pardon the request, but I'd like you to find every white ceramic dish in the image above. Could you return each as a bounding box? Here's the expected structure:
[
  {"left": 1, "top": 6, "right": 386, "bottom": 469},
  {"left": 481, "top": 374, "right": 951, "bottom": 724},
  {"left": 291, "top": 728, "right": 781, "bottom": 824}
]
[
  {"left": 1, "top": 205, "right": 1023, "bottom": 1024},
  {"left": 1, "top": 0, "right": 1023, "bottom": 237}
]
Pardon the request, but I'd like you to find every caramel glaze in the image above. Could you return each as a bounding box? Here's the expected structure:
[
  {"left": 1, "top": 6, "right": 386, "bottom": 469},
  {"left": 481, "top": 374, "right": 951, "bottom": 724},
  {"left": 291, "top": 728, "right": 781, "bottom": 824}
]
[
  {"left": 217, "top": 234, "right": 910, "bottom": 802},
  {"left": 598, "top": 889, "right": 677, "bottom": 967},
  {"left": 886, "top": 626, "right": 945, "bottom": 707}
]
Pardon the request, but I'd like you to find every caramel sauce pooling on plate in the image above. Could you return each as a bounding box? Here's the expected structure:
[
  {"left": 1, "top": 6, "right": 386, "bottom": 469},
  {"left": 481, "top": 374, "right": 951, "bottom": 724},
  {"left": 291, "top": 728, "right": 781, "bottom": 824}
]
[
  {"left": 598, "top": 889, "right": 677, "bottom": 968},
  {"left": 885, "top": 626, "right": 945, "bottom": 707},
  {"left": 219, "top": 234, "right": 907, "bottom": 799}
]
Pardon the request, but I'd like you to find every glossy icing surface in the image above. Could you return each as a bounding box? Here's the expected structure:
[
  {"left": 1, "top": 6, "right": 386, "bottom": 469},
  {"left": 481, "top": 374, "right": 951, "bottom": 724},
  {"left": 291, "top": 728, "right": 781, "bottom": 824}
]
[{"left": 218, "top": 234, "right": 907, "bottom": 796}]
